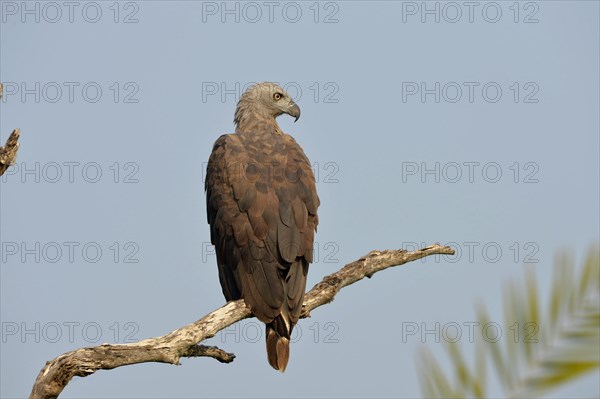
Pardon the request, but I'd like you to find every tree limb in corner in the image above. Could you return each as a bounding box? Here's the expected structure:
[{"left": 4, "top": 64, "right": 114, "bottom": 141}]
[
  {"left": 0, "top": 83, "right": 21, "bottom": 176},
  {"left": 29, "top": 244, "right": 454, "bottom": 399}
]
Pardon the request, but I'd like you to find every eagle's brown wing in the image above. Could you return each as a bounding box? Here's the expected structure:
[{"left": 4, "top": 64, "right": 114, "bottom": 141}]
[{"left": 205, "top": 129, "right": 319, "bottom": 369}]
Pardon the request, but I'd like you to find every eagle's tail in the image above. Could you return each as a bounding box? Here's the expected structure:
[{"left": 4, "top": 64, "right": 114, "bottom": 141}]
[{"left": 266, "top": 314, "right": 291, "bottom": 372}]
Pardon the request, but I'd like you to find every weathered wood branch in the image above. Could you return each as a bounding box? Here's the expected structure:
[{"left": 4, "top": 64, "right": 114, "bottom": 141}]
[
  {"left": 0, "top": 128, "right": 20, "bottom": 176},
  {"left": 0, "top": 83, "right": 21, "bottom": 176},
  {"left": 30, "top": 244, "right": 454, "bottom": 399}
]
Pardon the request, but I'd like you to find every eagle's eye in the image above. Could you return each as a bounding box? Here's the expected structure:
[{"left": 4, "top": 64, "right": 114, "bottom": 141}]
[{"left": 273, "top": 92, "right": 282, "bottom": 101}]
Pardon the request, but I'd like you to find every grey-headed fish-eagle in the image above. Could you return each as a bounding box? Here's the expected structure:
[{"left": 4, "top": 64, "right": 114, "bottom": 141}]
[{"left": 205, "top": 82, "right": 320, "bottom": 371}]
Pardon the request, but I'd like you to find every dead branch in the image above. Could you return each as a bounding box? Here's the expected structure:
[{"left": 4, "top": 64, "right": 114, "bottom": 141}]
[
  {"left": 0, "top": 83, "right": 21, "bottom": 176},
  {"left": 30, "top": 244, "right": 454, "bottom": 399}
]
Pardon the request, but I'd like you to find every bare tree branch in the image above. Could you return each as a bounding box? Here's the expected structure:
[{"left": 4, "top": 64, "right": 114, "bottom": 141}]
[
  {"left": 0, "top": 83, "right": 21, "bottom": 176},
  {"left": 0, "top": 128, "right": 20, "bottom": 176},
  {"left": 29, "top": 244, "right": 455, "bottom": 399}
]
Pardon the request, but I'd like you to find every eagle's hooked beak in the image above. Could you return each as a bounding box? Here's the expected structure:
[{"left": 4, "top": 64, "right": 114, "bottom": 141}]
[{"left": 287, "top": 102, "right": 301, "bottom": 122}]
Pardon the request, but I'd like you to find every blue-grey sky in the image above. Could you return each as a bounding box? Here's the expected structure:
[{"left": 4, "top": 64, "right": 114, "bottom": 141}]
[{"left": 1, "top": 1, "right": 599, "bottom": 398}]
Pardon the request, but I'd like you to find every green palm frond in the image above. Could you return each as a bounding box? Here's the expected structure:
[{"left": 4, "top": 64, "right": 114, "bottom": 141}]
[{"left": 418, "top": 245, "right": 600, "bottom": 398}]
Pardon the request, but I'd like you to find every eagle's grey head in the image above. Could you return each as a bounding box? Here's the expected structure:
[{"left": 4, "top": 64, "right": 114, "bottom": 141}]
[{"left": 234, "top": 82, "right": 300, "bottom": 129}]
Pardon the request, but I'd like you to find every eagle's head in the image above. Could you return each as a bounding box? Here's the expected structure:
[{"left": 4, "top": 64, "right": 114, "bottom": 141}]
[{"left": 234, "top": 82, "right": 300, "bottom": 128}]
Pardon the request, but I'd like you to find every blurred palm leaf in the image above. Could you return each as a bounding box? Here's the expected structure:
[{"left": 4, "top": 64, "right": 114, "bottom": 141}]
[{"left": 418, "top": 245, "right": 600, "bottom": 398}]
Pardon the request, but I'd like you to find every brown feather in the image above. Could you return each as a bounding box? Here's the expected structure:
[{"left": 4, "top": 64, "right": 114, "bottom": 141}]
[
  {"left": 266, "top": 319, "right": 290, "bottom": 372},
  {"left": 205, "top": 82, "right": 319, "bottom": 371}
]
